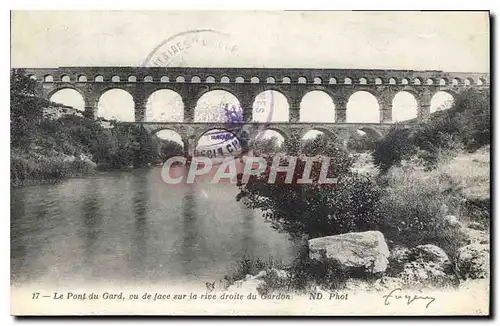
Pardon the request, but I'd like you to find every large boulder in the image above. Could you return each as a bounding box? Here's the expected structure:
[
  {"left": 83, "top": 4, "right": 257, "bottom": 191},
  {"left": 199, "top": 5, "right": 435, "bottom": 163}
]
[
  {"left": 398, "top": 244, "right": 455, "bottom": 287},
  {"left": 409, "top": 244, "right": 451, "bottom": 267},
  {"left": 456, "top": 244, "right": 490, "bottom": 279},
  {"left": 308, "top": 231, "right": 390, "bottom": 274}
]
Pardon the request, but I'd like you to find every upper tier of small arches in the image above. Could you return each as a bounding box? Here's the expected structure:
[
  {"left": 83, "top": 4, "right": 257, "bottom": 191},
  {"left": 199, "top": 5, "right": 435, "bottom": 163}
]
[{"left": 36, "top": 74, "right": 488, "bottom": 86}]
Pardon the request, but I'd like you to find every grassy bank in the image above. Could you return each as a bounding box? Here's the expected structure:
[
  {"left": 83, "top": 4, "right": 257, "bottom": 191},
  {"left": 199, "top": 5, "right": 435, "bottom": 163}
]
[{"left": 10, "top": 71, "right": 170, "bottom": 186}]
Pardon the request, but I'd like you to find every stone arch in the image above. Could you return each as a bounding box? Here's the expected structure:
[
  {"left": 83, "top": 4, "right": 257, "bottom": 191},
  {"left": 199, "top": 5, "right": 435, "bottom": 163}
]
[
  {"left": 313, "top": 77, "right": 322, "bottom": 84},
  {"left": 413, "top": 78, "right": 422, "bottom": 85},
  {"left": 266, "top": 76, "right": 276, "bottom": 84},
  {"left": 144, "top": 76, "right": 153, "bottom": 82},
  {"left": 401, "top": 78, "right": 409, "bottom": 85},
  {"left": 329, "top": 77, "right": 337, "bottom": 84},
  {"left": 175, "top": 76, "right": 185, "bottom": 83},
  {"left": 60, "top": 75, "right": 71, "bottom": 82},
  {"left": 344, "top": 77, "right": 352, "bottom": 85},
  {"left": 451, "top": 78, "right": 460, "bottom": 86},
  {"left": 250, "top": 77, "right": 260, "bottom": 83},
  {"left": 346, "top": 126, "right": 383, "bottom": 151},
  {"left": 152, "top": 129, "right": 186, "bottom": 155},
  {"left": 375, "top": 78, "right": 383, "bottom": 85},
  {"left": 298, "top": 77, "right": 307, "bottom": 84},
  {"left": 97, "top": 88, "right": 135, "bottom": 121},
  {"left": 356, "top": 127, "right": 383, "bottom": 140},
  {"left": 301, "top": 128, "right": 337, "bottom": 142},
  {"left": 48, "top": 87, "right": 86, "bottom": 111},
  {"left": 111, "top": 75, "right": 120, "bottom": 82},
  {"left": 359, "top": 77, "right": 367, "bottom": 85},
  {"left": 282, "top": 77, "right": 291, "bottom": 84},
  {"left": 426, "top": 78, "right": 435, "bottom": 85},
  {"left": 195, "top": 128, "right": 243, "bottom": 158},
  {"left": 477, "top": 78, "right": 485, "bottom": 85},
  {"left": 254, "top": 127, "right": 289, "bottom": 143},
  {"left": 439, "top": 78, "right": 447, "bottom": 86},
  {"left": 389, "top": 78, "right": 396, "bottom": 85},
  {"left": 235, "top": 76, "right": 245, "bottom": 83},
  {"left": 252, "top": 89, "right": 290, "bottom": 123},
  {"left": 464, "top": 78, "right": 473, "bottom": 86},
  {"left": 206, "top": 76, "right": 216, "bottom": 83},
  {"left": 194, "top": 89, "right": 241, "bottom": 122},
  {"left": 44, "top": 74, "right": 54, "bottom": 82},
  {"left": 392, "top": 91, "right": 418, "bottom": 122},
  {"left": 128, "top": 75, "right": 137, "bottom": 82},
  {"left": 94, "top": 75, "right": 104, "bottom": 82},
  {"left": 430, "top": 90, "right": 455, "bottom": 113},
  {"left": 221, "top": 76, "right": 230, "bottom": 83},
  {"left": 160, "top": 76, "right": 169, "bottom": 83},
  {"left": 299, "top": 90, "right": 335, "bottom": 122},
  {"left": 346, "top": 91, "right": 380, "bottom": 123},
  {"left": 77, "top": 75, "right": 87, "bottom": 82},
  {"left": 145, "top": 89, "right": 184, "bottom": 122}
]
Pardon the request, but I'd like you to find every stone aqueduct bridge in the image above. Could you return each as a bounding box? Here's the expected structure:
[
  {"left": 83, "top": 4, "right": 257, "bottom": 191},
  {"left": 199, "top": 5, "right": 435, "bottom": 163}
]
[{"left": 21, "top": 67, "right": 489, "bottom": 152}]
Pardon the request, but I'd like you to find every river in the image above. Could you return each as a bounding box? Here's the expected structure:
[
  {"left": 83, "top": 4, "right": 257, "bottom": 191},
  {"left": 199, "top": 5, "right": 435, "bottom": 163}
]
[{"left": 11, "top": 167, "right": 303, "bottom": 287}]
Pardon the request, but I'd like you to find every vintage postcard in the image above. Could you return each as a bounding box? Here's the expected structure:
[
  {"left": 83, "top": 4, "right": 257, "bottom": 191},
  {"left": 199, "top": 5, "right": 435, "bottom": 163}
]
[{"left": 10, "top": 10, "right": 490, "bottom": 316}]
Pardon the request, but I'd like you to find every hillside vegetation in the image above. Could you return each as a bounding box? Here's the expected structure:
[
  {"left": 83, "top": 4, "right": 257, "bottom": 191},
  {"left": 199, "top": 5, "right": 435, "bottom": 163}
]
[{"left": 10, "top": 70, "right": 175, "bottom": 186}]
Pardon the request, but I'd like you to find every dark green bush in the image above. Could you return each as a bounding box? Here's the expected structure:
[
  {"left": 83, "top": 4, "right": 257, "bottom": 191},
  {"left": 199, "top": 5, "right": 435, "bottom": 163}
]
[
  {"left": 10, "top": 71, "right": 163, "bottom": 184},
  {"left": 372, "top": 127, "right": 417, "bottom": 173},
  {"left": 237, "top": 136, "right": 382, "bottom": 239},
  {"left": 372, "top": 88, "right": 490, "bottom": 172}
]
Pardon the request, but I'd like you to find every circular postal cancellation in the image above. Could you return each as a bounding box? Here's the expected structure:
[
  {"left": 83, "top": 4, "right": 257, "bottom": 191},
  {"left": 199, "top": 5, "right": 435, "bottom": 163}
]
[{"left": 143, "top": 29, "right": 275, "bottom": 166}]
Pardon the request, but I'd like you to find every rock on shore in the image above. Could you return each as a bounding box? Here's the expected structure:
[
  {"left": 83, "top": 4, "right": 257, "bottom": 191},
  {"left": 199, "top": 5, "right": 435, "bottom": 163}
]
[{"left": 308, "top": 230, "right": 390, "bottom": 274}]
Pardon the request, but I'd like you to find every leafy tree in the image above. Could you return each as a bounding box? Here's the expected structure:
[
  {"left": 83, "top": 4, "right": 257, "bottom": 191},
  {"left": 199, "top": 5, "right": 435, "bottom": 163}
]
[
  {"left": 253, "top": 136, "right": 282, "bottom": 155},
  {"left": 372, "top": 127, "right": 417, "bottom": 173},
  {"left": 155, "top": 138, "right": 184, "bottom": 161},
  {"left": 372, "top": 88, "right": 490, "bottom": 172},
  {"left": 237, "top": 135, "right": 381, "bottom": 239}
]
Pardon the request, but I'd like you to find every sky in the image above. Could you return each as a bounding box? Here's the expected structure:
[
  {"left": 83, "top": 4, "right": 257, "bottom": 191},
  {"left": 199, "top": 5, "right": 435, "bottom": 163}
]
[{"left": 11, "top": 11, "right": 489, "bottom": 144}]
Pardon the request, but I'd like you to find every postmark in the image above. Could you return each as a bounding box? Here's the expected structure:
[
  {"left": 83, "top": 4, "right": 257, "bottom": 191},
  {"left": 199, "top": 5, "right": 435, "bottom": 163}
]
[{"left": 144, "top": 29, "right": 276, "bottom": 161}]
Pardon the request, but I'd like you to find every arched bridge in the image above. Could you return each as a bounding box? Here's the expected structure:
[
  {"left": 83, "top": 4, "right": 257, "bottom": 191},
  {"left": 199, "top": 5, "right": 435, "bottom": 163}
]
[{"left": 17, "top": 66, "right": 489, "bottom": 154}]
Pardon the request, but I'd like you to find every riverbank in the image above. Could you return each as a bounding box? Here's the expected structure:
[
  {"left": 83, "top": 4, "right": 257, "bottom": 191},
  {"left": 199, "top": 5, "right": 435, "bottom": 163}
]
[{"left": 225, "top": 145, "right": 490, "bottom": 295}]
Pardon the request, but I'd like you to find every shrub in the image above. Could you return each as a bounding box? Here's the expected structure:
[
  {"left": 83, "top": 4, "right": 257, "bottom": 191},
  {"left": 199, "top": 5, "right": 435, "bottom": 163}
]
[
  {"left": 237, "top": 148, "right": 382, "bottom": 239},
  {"left": 225, "top": 250, "right": 351, "bottom": 295},
  {"left": 377, "top": 164, "right": 468, "bottom": 257},
  {"left": 372, "top": 127, "right": 417, "bottom": 173},
  {"left": 11, "top": 150, "right": 95, "bottom": 185},
  {"left": 372, "top": 89, "right": 490, "bottom": 172}
]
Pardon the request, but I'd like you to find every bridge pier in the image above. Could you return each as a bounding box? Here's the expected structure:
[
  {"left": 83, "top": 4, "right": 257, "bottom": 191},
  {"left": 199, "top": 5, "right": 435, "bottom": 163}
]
[
  {"left": 83, "top": 106, "right": 97, "bottom": 119},
  {"left": 83, "top": 90, "right": 99, "bottom": 119},
  {"left": 335, "top": 98, "right": 347, "bottom": 123},
  {"left": 417, "top": 95, "right": 432, "bottom": 121},
  {"left": 288, "top": 97, "right": 301, "bottom": 123},
  {"left": 240, "top": 97, "right": 254, "bottom": 123},
  {"left": 380, "top": 107, "right": 392, "bottom": 123},
  {"left": 183, "top": 137, "right": 197, "bottom": 157}
]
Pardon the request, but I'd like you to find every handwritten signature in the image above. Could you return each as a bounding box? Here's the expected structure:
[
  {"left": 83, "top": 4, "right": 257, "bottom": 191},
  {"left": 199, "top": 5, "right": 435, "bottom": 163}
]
[{"left": 382, "top": 288, "right": 436, "bottom": 309}]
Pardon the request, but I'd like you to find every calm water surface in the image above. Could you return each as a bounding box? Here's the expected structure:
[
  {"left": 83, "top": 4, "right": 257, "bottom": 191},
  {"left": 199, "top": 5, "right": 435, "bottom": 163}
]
[{"left": 11, "top": 167, "right": 302, "bottom": 287}]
